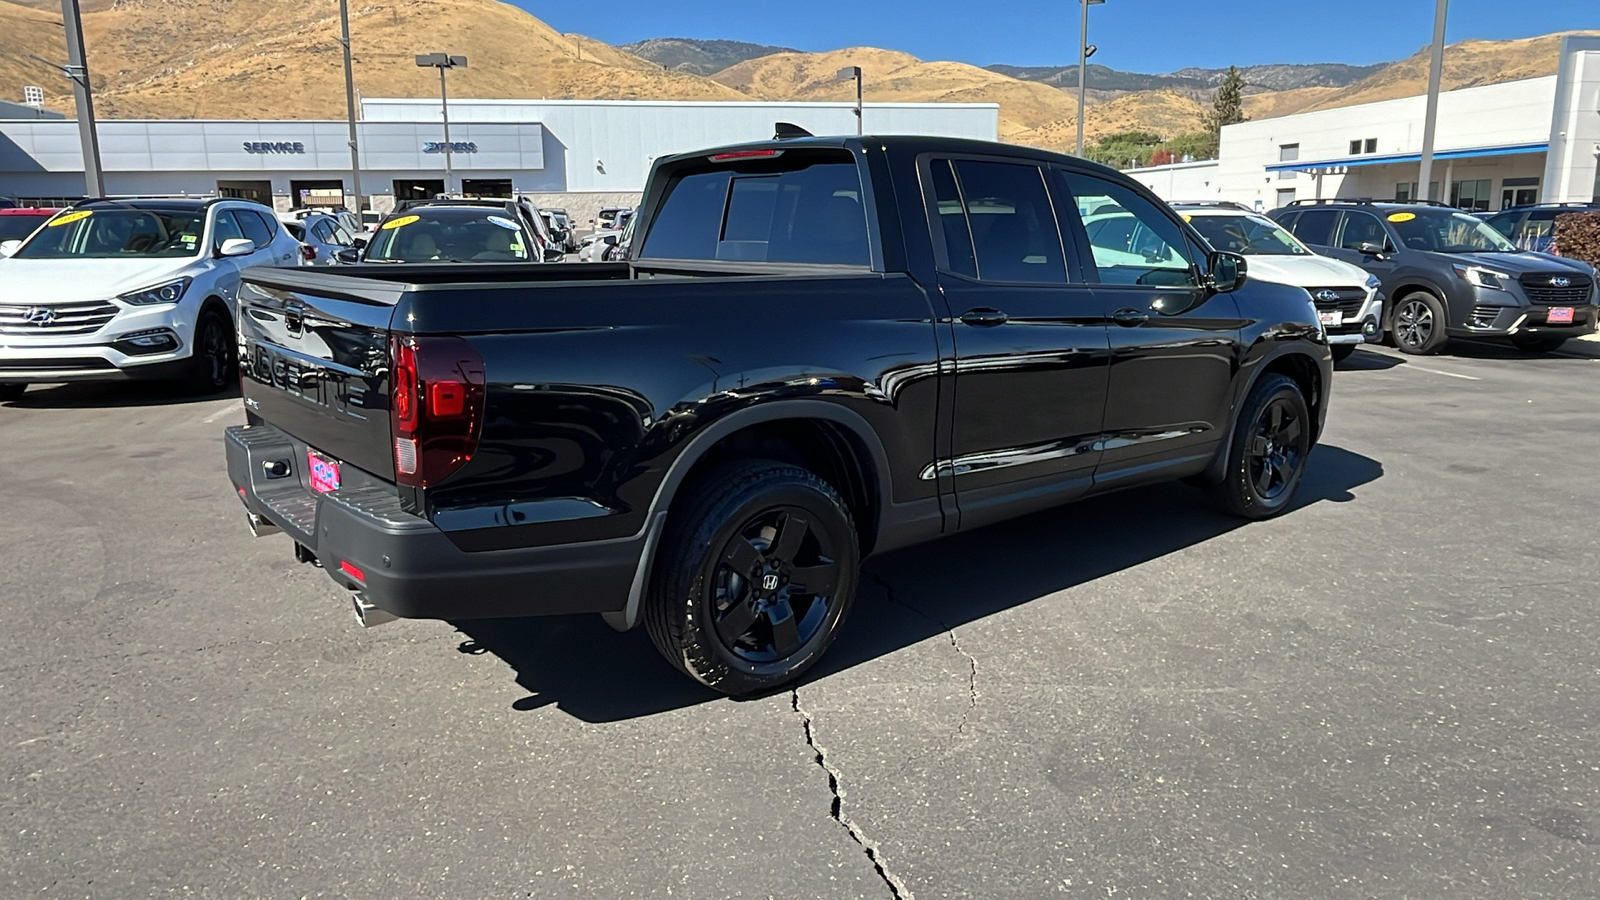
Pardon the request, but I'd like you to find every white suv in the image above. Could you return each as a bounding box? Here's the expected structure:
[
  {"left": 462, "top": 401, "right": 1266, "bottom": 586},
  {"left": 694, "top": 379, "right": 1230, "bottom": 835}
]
[
  {"left": 0, "top": 198, "right": 301, "bottom": 398},
  {"left": 1174, "top": 203, "right": 1385, "bottom": 362}
]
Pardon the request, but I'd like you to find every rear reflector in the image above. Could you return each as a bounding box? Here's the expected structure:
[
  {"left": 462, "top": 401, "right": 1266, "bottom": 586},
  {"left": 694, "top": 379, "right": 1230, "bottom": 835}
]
[
  {"left": 394, "top": 437, "right": 418, "bottom": 476},
  {"left": 429, "top": 381, "right": 466, "bottom": 418},
  {"left": 339, "top": 560, "right": 365, "bottom": 583},
  {"left": 709, "top": 149, "right": 784, "bottom": 162}
]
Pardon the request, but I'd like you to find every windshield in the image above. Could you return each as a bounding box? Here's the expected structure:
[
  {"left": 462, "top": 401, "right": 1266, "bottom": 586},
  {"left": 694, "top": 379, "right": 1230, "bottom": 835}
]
[
  {"left": 364, "top": 208, "right": 533, "bottom": 262},
  {"left": 1185, "top": 214, "right": 1309, "bottom": 256},
  {"left": 0, "top": 214, "right": 53, "bottom": 243},
  {"left": 12, "top": 208, "right": 206, "bottom": 259},
  {"left": 1386, "top": 209, "right": 1517, "bottom": 253}
]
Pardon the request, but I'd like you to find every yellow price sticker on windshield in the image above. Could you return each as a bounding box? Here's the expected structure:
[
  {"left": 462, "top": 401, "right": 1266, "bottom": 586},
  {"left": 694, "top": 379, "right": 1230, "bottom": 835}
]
[
  {"left": 380, "top": 214, "right": 420, "bottom": 230},
  {"left": 1387, "top": 212, "right": 1416, "bottom": 223},
  {"left": 47, "top": 210, "right": 94, "bottom": 227},
  {"left": 1182, "top": 215, "right": 1192, "bottom": 222}
]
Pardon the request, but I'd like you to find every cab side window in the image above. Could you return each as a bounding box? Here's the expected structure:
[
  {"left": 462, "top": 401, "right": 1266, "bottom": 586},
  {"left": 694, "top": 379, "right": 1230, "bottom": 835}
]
[
  {"left": 1338, "top": 211, "right": 1389, "bottom": 251},
  {"left": 930, "top": 159, "right": 1067, "bottom": 284},
  {"left": 1290, "top": 209, "right": 1339, "bottom": 247},
  {"left": 1060, "top": 171, "right": 1196, "bottom": 287}
]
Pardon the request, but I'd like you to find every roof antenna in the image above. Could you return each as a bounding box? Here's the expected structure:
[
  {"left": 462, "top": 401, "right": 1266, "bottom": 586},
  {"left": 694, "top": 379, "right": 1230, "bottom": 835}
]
[{"left": 774, "top": 122, "right": 813, "bottom": 140}]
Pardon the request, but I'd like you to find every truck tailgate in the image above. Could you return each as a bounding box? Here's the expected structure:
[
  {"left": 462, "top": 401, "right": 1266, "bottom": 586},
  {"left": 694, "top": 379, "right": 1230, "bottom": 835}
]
[{"left": 238, "top": 268, "right": 401, "bottom": 481}]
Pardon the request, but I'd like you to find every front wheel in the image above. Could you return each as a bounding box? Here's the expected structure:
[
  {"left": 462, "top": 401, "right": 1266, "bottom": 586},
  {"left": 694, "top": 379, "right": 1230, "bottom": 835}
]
[
  {"left": 644, "top": 460, "right": 860, "bottom": 696},
  {"left": 1510, "top": 335, "right": 1568, "bottom": 353},
  {"left": 1392, "top": 292, "right": 1448, "bottom": 355},
  {"left": 1208, "top": 373, "right": 1313, "bottom": 520},
  {"left": 184, "top": 309, "right": 236, "bottom": 395}
]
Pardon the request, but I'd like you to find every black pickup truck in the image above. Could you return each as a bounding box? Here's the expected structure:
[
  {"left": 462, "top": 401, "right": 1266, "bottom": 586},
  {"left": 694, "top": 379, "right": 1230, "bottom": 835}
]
[{"left": 227, "top": 135, "right": 1332, "bottom": 694}]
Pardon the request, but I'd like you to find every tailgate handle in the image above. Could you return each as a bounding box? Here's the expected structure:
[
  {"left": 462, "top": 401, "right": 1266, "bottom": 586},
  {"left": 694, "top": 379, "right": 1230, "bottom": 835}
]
[{"left": 283, "top": 304, "right": 305, "bottom": 336}]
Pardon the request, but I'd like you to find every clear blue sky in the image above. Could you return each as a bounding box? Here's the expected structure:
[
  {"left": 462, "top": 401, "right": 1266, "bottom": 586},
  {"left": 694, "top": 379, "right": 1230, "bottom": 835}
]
[{"left": 521, "top": 0, "right": 1597, "bottom": 72}]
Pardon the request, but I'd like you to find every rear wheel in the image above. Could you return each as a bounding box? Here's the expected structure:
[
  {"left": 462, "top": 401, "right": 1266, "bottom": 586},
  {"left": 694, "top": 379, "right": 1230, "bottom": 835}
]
[
  {"left": 1329, "top": 344, "right": 1357, "bottom": 363},
  {"left": 1510, "top": 335, "right": 1568, "bottom": 353},
  {"left": 1207, "top": 374, "right": 1312, "bottom": 520},
  {"left": 1392, "top": 292, "right": 1448, "bottom": 355},
  {"left": 0, "top": 383, "right": 26, "bottom": 402},
  {"left": 644, "top": 460, "right": 859, "bottom": 696},
  {"left": 185, "top": 308, "right": 235, "bottom": 394}
]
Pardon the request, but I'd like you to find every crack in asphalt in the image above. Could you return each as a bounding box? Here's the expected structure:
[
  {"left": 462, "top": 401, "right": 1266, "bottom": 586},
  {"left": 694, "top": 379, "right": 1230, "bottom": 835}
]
[
  {"left": 791, "top": 689, "right": 914, "bottom": 900},
  {"left": 871, "top": 572, "right": 979, "bottom": 735}
]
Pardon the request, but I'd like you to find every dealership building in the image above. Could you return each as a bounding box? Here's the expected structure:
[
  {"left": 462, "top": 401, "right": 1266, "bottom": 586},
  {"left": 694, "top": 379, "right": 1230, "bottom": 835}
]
[
  {"left": 0, "top": 99, "right": 998, "bottom": 222},
  {"left": 1129, "top": 34, "right": 1600, "bottom": 212}
]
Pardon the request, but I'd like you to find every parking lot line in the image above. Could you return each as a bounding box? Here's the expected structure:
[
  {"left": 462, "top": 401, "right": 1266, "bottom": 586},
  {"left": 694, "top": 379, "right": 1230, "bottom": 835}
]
[{"left": 1404, "top": 365, "right": 1482, "bottom": 381}]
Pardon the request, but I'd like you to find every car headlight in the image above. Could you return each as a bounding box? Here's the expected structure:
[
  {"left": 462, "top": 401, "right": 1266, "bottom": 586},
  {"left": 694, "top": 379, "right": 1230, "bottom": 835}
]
[
  {"left": 118, "top": 277, "right": 192, "bottom": 306},
  {"left": 1365, "top": 273, "right": 1381, "bottom": 290},
  {"left": 1451, "top": 264, "right": 1508, "bottom": 291}
]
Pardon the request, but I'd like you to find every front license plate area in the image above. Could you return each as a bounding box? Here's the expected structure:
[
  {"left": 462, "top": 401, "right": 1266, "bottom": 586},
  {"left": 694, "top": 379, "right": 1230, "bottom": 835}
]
[
  {"left": 1318, "top": 310, "right": 1342, "bottom": 326},
  {"left": 1547, "top": 307, "right": 1574, "bottom": 325},
  {"left": 308, "top": 450, "right": 341, "bottom": 494}
]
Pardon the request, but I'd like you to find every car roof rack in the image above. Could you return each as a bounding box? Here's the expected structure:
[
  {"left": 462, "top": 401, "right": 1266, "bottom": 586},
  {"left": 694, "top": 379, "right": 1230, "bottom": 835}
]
[
  {"left": 1498, "top": 201, "right": 1600, "bottom": 211},
  {"left": 1169, "top": 200, "right": 1255, "bottom": 211}
]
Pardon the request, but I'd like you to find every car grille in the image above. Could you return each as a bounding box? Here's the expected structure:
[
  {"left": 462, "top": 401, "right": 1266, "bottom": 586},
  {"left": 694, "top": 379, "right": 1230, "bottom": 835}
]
[
  {"left": 1519, "top": 273, "right": 1593, "bottom": 305},
  {"left": 1308, "top": 287, "right": 1365, "bottom": 318},
  {"left": 0, "top": 301, "right": 119, "bottom": 335}
]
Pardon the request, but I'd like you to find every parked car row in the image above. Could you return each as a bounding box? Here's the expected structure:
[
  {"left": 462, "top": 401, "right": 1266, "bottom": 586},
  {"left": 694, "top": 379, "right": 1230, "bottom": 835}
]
[
  {"left": 578, "top": 207, "right": 634, "bottom": 262},
  {"left": 1166, "top": 197, "right": 1599, "bottom": 358}
]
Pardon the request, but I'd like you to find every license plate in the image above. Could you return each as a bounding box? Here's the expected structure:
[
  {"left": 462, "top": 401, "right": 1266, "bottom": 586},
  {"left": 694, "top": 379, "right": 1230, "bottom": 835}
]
[
  {"left": 1547, "top": 307, "right": 1574, "bottom": 324},
  {"left": 1318, "top": 310, "right": 1342, "bottom": 326},
  {"left": 308, "top": 450, "right": 341, "bottom": 493}
]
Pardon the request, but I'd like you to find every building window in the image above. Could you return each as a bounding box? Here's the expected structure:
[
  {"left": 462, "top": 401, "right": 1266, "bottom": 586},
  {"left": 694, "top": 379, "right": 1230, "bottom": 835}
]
[
  {"left": 1350, "top": 140, "right": 1362, "bottom": 155},
  {"left": 1451, "top": 179, "right": 1493, "bottom": 212},
  {"left": 1396, "top": 181, "right": 1441, "bottom": 203},
  {"left": 1364, "top": 138, "right": 1378, "bottom": 154},
  {"left": 1501, "top": 176, "right": 1540, "bottom": 209},
  {"left": 1278, "top": 143, "right": 1299, "bottom": 181},
  {"left": 1275, "top": 188, "right": 1297, "bottom": 209},
  {"left": 462, "top": 178, "right": 514, "bottom": 198},
  {"left": 1349, "top": 138, "right": 1378, "bottom": 156}
]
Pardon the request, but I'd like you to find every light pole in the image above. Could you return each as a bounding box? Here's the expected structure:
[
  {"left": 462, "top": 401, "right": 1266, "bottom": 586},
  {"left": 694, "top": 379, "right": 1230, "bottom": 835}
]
[
  {"left": 836, "top": 66, "right": 863, "bottom": 134},
  {"left": 338, "top": 0, "right": 362, "bottom": 213},
  {"left": 416, "top": 53, "right": 466, "bottom": 195},
  {"left": 38, "top": 0, "right": 104, "bottom": 197},
  {"left": 1416, "top": 0, "right": 1448, "bottom": 203},
  {"left": 1075, "top": 0, "right": 1106, "bottom": 158}
]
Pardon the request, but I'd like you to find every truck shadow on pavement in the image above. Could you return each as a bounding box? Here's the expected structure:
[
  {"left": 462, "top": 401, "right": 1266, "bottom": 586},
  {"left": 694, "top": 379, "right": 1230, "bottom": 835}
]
[
  {"left": 452, "top": 443, "right": 1383, "bottom": 723},
  {"left": 2, "top": 381, "right": 240, "bottom": 409}
]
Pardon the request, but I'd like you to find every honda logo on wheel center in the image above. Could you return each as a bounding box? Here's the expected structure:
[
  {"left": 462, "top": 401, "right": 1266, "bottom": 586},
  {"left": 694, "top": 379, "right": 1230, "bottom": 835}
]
[{"left": 761, "top": 574, "right": 780, "bottom": 591}]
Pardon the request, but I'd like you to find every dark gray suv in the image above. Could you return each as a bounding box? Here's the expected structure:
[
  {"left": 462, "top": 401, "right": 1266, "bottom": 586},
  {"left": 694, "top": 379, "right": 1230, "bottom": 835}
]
[{"left": 1271, "top": 201, "right": 1598, "bottom": 354}]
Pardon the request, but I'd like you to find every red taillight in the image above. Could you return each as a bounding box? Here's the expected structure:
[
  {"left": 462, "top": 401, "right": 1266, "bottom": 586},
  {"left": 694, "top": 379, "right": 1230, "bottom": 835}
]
[
  {"left": 709, "top": 149, "right": 783, "bottom": 162},
  {"left": 389, "top": 334, "right": 485, "bottom": 488},
  {"left": 300, "top": 244, "right": 317, "bottom": 261},
  {"left": 339, "top": 560, "right": 365, "bottom": 583}
]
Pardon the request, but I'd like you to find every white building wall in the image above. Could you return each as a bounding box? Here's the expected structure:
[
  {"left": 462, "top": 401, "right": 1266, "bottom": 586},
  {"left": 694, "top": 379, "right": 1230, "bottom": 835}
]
[
  {"left": 361, "top": 99, "right": 1001, "bottom": 193},
  {"left": 1214, "top": 76, "right": 1558, "bottom": 210},
  {"left": 1126, "top": 160, "right": 1223, "bottom": 201}
]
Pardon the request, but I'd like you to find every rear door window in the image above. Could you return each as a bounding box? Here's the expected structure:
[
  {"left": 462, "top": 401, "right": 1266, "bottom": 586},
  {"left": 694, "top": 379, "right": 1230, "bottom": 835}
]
[
  {"left": 947, "top": 159, "right": 1067, "bottom": 284},
  {"left": 1290, "top": 209, "right": 1339, "bottom": 247},
  {"left": 640, "top": 151, "right": 870, "bottom": 265}
]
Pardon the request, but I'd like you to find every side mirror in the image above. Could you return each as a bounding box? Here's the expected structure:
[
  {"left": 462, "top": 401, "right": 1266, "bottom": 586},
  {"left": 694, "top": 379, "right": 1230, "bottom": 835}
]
[
  {"left": 0, "top": 239, "right": 19, "bottom": 257},
  {"left": 218, "top": 238, "right": 256, "bottom": 258},
  {"left": 351, "top": 237, "right": 368, "bottom": 250},
  {"left": 334, "top": 248, "right": 362, "bottom": 264},
  {"left": 543, "top": 247, "right": 565, "bottom": 262},
  {"left": 1208, "top": 251, "right": 1246, "bottom": 293},
  {"left": 1357, "top": 242, "right": 1387, "bottom": 258}
]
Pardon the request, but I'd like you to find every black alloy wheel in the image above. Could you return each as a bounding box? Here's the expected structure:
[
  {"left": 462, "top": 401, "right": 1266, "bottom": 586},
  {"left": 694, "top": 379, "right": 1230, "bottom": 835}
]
[
  {"left": 1393, "top": 292, "right": 1447, "bottom": 355},
  {"left": 1207, "top": 373, "right": 1312, "bottom": 520},
  {"left": 645, "top": 460, "right": 859, "bottom": 695},
  {"left": 187, "top": 310, "right": 235, "bottom": 394}
]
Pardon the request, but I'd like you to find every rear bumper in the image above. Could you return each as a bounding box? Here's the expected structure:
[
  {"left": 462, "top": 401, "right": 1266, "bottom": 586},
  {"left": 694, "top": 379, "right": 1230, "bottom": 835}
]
[{"left": 225, "top": 423, "right": 640, "bottom": 620}]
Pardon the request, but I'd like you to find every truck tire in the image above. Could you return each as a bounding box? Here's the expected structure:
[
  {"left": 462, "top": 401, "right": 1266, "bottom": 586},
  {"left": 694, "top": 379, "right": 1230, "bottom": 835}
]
[
  {"left": 185, "top": 308, "right": 236, "bottom": 395},
  {"left": 0, "top": 383, "right": 25, "bottom": 402},
  {"left": 1391, "top": 291, "right": 1448, "bottom": 355},
  {"left": 1510, "top": 335, "right": 1567, "bottom": 354},
  {"left": 1207, "top": 373, "right": 1312, "bottom": 520},
  {"left": 644, "top": 460, "right": 860, "bottom": 696}
]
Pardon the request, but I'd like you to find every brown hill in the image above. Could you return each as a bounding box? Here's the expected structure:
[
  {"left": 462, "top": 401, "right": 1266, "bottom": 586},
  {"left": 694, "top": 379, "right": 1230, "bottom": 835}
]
[
  {"left": 9, "top": 0, "right": 746, "bottom": 119},
  {"left": 0, "top": 0, "right": 67, "bottom": 107}
]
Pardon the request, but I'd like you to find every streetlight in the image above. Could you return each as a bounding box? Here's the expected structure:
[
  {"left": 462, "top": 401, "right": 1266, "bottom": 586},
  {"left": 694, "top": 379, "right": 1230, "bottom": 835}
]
[
  {"left": 338, "top": 0, "right": 362, "bottom": 214},
  {"left": 836, "top": 66, "right": 863, "bottom": 135},
  {"left": 416, "top": 53, "right": 466, "bottom": 195},
  {"left": 1075, "top": 0, "right": 1106, "bottom": 158},
  {"left": 1416, "top": 0, "right": 1448, "bottom": 204},
  {"left": 31, "top": 0, "right": 104, "bottom": 197}
]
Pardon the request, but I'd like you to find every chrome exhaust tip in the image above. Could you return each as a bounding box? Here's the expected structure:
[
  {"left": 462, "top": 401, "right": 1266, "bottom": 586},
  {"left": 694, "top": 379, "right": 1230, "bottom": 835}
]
[
  {"left": 351, "top": 593, "right": 398, "bottom": 628},
  {"left": 246, "top": 511, "right": 281, "bottom": 537}
]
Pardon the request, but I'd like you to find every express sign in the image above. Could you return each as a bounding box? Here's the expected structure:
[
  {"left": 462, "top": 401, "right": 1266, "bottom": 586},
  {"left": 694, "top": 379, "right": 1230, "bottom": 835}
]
[
  {"left": 423, "top": 141, "right": 478, "bottom": 154},
  {"left": 243, "top": 141, "right": 306, "bottom": 154}
]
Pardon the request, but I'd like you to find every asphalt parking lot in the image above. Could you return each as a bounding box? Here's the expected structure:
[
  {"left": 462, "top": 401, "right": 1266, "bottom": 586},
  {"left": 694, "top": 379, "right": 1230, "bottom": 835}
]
[{"left": 3, "top": 338, "right": 1599, "bottom": 899}]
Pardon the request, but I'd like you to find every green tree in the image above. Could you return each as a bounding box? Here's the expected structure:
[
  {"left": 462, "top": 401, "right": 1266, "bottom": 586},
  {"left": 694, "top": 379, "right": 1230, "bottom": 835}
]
[{"left": 1206, "top": 66, "right": 1247, "bottom": 138}]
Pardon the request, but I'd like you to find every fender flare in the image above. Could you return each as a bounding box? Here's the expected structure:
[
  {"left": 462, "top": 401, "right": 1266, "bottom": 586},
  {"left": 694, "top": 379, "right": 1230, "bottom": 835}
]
[
  {"left": 603, "top": 399, "right": 895, "bottom": 632},
  {"left": 1201, "top": 343, "right": 1327, "bottom": 484}
]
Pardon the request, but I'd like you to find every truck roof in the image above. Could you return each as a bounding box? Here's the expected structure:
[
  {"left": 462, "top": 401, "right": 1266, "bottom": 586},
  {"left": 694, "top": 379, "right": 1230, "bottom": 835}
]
[{"left": 653, "top": 134, "right": 1128, "bottom": 179}]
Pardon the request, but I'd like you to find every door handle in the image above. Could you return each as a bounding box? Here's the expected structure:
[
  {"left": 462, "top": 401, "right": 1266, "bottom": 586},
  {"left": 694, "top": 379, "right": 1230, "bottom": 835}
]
[
  {"left": 283, "top": 304, "right": 305, "bottom": 336},
  {"left": 960, "top": 308, "right": 1009, "bottom": 327},
  {"left": 1111, "top": 308, "right": 1149, "bottom": 327}
]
